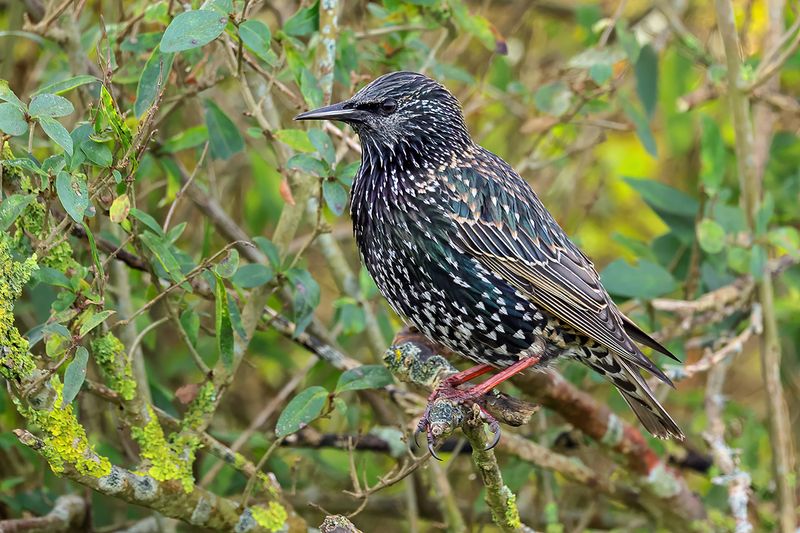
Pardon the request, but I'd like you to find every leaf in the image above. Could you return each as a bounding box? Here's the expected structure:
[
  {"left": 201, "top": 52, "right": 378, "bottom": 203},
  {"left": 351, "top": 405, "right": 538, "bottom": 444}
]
[
  {"left": 275, "top": 129, "right": 315, "bottom": 152},
  {"left": 0, "top": 102, "right": 28, "bottom": 136},
  {"left": 33, "top": 75, "right": 100, "bottom": 96},
  {"left": 139, "top": 230, "right": 185, "bottom": 284},
  {"left": 55, "top": 171, "right": 89, "bottom": 222},
  {"left": 620, "top": 98, "right": 657, "bottom": 157},
  {"left": 213, "top": 249, "right": 239, "bottom": 278},
  {"left": 534, "top": 81, "right": 572, "bottom": 117},
  {"left": 589, "top": 63, "right": 612, "bottom": 85},
  {"left": 83, "top": 224, "right": 105, "bottom": 283},
  {"left": 634, "top": 44, "right": 658, "bottom": 119},
  {"left": 287, "top": 268, "right": 320, "bottom": 337},
  {"left": 214, "top": 272, "right": 234, "bottom": 369},
  {"left": 33, "top": 267, "right": 71, "bottom": 289},
  {"left": 29, "top": 93, "right": 74, "bottom": 117},
  {"left": 204, "top": 99, "right": 244, "bottom": 160},
  {"left": 283, "top": 1, "right": 319, "bottom": 37},
  {"left": 601, "top": 259, "right": 677, "bottom": 299},
  {"left": 696, "top": 218, "right": 726, "bottom": 254},
  {"left": 700, "top": 116, "right": 726, "bottom": 194},
  {"left": 135, "top": 48, "right": 174, "bottom": 118},
  {"left": 308, "top": 128, "right": 335, "bottom": 165},
  {"left": 322, "top": 180, "right": 348, "bottom": 216},
  {"left": 79, "top": 135, "right": 112, "bottom": 168},
  {"left": 79, "top": 310, "right": 116, "bottom": 337},
  {"left": 567, "top": 47, "right": 624, "bottom": 69},
  {"left": 180, "top": 309, "right": 200, "bottom": 347},
  {"left": 97, "top": 86, "right": 132, "bottom": 151},
  {"left": 162, "top": 125, "right": 208, "bottom": 153},
  {"left": 239, "top": 19, "right": 274, "bottom": 64},
  {"left": 109, "top": 194, "right": 131, "bottom": 223},
  {"left": 275, "top": 386, "right": 329, "bottom": 438},
  {"left": 287, "top": 153, "right": 327, "bottom": 176},
  {"left": 160, "top": 10, "right": 228, "bottom": 53},
  {"left": 61, "top": 347, "right": 89, "bottom": 407},
  {"left": 335, "top": 365, "right": 393, "bottom": 393},
  {"left": 39, "top": 117, "right": 73, "bottom": 155},
  {"left": 0, "top": 80, "right": 26, "bottom": 110},
  {"left": 232, "top": 263, "right": 273, "bottom": 288},
  {"left": 253, "top": 236, "right": 281, "bottom": 270},
  {"left": 616, "top": 21, "right": 640, "bottom": 63},
  {"left": 624, "top": 177, "right": 698, "bottom": 242},
  {"left": 0, "top": 194, "right": 35, "bottom": 230},
  {"left": 129, "top": 208, "right": 164, "bottom": 236}
]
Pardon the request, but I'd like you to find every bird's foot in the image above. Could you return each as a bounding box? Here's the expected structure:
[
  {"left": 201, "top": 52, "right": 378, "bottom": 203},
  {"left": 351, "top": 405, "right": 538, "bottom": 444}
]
[{"left": 414, "top": 381, "right": 501, "bottom": 460}]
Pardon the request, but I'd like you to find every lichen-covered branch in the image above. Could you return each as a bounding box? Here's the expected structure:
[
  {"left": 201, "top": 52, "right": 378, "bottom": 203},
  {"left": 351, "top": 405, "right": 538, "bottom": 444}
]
[{"left": 0, "top": 495, "right": 87, "bottom": 532}]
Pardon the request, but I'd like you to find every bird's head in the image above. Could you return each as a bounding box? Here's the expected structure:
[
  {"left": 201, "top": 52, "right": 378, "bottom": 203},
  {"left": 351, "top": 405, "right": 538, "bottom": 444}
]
[{"left": 295, "top": 71, "right": 471, "bottom": 157}]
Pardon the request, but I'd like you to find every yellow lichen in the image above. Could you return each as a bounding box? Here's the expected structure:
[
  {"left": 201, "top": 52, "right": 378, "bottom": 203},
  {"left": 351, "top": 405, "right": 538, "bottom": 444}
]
[
  {"left": 91, "top": 332, "right": 137, "bottom": 401},
  {"left": 0, "top": 232, "right": 38, "bottom": 381},
  {"left": 131, "top": 406, "right": 195, "bottom": 493},
  {"left": 23, "top": 377, "right": 112, "bottom": 478},
  {"left": 250, "top": 501, "right": 288, "bottom": 532}
]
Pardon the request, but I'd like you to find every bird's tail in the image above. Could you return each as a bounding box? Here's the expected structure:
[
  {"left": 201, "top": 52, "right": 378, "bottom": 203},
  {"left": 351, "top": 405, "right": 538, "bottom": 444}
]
[{"left": 611, "top": 358, "right": 685, "bottom": 440}]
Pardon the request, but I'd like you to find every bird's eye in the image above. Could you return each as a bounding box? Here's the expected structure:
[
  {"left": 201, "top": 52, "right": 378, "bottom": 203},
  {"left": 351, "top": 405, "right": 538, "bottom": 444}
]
[{"left": 380, "top": 98, "right": 397, "bottom": 114}]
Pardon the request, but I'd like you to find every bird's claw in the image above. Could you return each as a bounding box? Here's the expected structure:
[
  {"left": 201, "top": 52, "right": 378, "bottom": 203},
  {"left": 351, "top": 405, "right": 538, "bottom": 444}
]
[{"left": 483, "top": 410, "right": 502, "bottom": 451}]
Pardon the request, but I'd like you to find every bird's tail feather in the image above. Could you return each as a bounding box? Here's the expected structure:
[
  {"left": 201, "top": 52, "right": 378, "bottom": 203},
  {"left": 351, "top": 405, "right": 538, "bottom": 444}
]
[{"left": 611, "top": 359, "right": 684, "bottom": 440}]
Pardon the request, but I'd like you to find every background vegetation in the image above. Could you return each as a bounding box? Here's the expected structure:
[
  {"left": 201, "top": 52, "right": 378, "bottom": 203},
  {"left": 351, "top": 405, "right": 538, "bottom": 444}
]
[{"left": 0, "top": 0, "right": 798, "bottom": 531}]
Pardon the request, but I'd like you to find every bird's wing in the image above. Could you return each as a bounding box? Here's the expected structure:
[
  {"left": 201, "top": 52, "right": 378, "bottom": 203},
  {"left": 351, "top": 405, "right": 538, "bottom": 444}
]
[{"left": 443, "top": 159, "right": 674, "bottom": 383}]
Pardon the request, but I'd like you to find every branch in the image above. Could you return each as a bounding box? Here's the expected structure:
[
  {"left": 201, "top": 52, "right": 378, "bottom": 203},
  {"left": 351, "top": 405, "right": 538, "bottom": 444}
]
[
  {"left": 0, "top": 495, "right": 86, "bottom": 532},
  {"left": 715, "top": 2, "right": 797, "bottom": 530}
]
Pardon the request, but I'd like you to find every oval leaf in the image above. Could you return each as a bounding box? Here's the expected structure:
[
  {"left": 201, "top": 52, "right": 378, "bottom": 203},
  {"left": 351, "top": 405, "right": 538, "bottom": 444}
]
[
  {"left": 697, "top": 218, "right": 726, "bottom": 254},
  {"left": 109, "top": 194, "right": 131, "bottom": 223},
  {"left": 79, "top": 310, "right": 116, "bottom": 337},
  {"left": 62, "top": 347, "right": 89, "bottom": 407},
  {"left": 232, "top": 263, "right": 273, "bottom": 288},
  {"left": 39, "top": 117, "right": 73, "bottom": 156},
  {"left": 0, "top": 194, "right": 35, "bottom": 231},
  {"left": 29, "top": 93, "right": 74, "bottom": 117},
  {"left": 213, "top": 249, "right": 239, "bottom": 278},
  {"left": 335, "top": 365, "right": 393, "bottom": 393},
  {"left": 0, "top": 102, "right": 28, "bottom": 136},
  {"left": 160, "top": 10, "right": 228, "bottom": 53},
  {"left": 239, "top": 19, "right": 274, "bottom": 64},
  {"left": 55, "top": 171, "right": 89, "bottom": 222},
  {"left": 275, "top": 386, "right": 329, "bottom": 438},
  {"left": 204, "top": 99, "right": 244, "bottom": 160},
  {"left": 214, "top": 272, "right": 234, "bottom": 369},
  {"left": 323, "top": 180, "right": 348, "bottom": 216}
]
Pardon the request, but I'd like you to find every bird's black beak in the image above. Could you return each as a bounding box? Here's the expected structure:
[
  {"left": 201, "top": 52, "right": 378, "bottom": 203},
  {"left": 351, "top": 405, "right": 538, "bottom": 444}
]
[{"left": 294, "top": 101, "right": 361, "bottom": 122}]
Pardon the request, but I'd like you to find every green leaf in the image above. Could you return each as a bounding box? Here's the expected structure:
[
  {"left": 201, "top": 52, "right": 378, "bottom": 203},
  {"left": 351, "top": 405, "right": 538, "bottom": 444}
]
[
  {"left": 29, "top": 93, "right": 74, "bottom": 117},
  {"left": 160, "top": 10, "right": 228, "bottom": 53},
  {"left": 275, "top": 129, "right": 315, "bottom": 152},
  {"left": 39, "top": 117, "right": 73, "bottom": 156},
  {"left": 287, "top": 153, "right": 327, "bottom": 176},
  {"left": 700, "top": 116, "right": 725, "bottom": 194},
  {"left": 61, "top": 347, "right": 89, "bottom": 407},
  {"left": 97, "top": 86, "right": 132, "bottom": 152},
  {"left": 83, "top": 223, "right": 105, "bottom": 283},
  {"left": 624, "top": 177, "right": 698, "bottom": 242},
  {"left": 0, "top": 80, "right": 26, "bottom": 110},
  {"left": 286, "top": 268, "right": 320, "bottom": 336},
  {"left": 253, "top": 236, "right": 281, "bottom": 270},
  {"left": 139, "top": 230, "right": 185, "bottom": 284},
  {"left": 55, "top": 171, "right": 88, "bottom": 222},
  {"left": 33, "top": 267, "right": 71, "bottom": 289},
  {"left": 322, "top": 180, "right": 348, "bottom": 216},
  {"left": 180, "top": 308, "right": 200, "bottom": 347},
  {"left": 130, "top": 207, "right": 164, "bottom": 236},
  {"left": 239, "top": 19, "right": 274, "bottom": 64},
  {"left": 601, "top": 259, "right": 677, "bottom": 299},
  {"left": 335, "top": 365, "right": 393, "bottom": 393},
  {"left": 589, "top": 63, "right": 612, "bottom": 84},
  {"left": 135, "top": 48, "right": 174, "bottom": 118},
  {"left": 620, "top": 98, "right": 656, "bottom": 157},
  {"left": 335, "top": 161, "right": 359, "bottom": 186},
  {"left": 275, "top": 385, "right": 328, "bottom": 438},
  {"left": 0, "top": 102, "right": 28, "bottom": 136},
  {"left": 204, "top": 99, "right": 244, "bottom": 160},
  {"left": 0, "top": 194, "right": 35, "bottom": 230},
  {"left": 33, "top": 75, "right": 100, "bottom": 97},
  {"left": 308, "top": 128, "right": 335, "bottom": 165},
  {"left": 79, "top": 136, "right": 112, "bottom": 167},
  {"left": 534, "top": 81, "right": 572, "bottom": 117},
  {"left": 283, "top": 1, "right": 319, "bottom": 37},
  {"left": 768, "top": 226, "right": 800, "bottom": 257},
  {"left": 79, "top": 310, "right": 116, "bottom": 337},
  {"left": 696, "top": 218, "right": 726, "bottom": 254},
  {"left": 213, "top": 249, "right": 239, "bottom": 278},
  {"left": 568, "top": 47, "right": 624, "bottom": 69},
  {"left": 214, "top": 272, "right": 234, "bottom": 369},
  {"left": 616, "top": 21, "right": 640, "bottom": 63},
  {"left": 634, "top": 44, "right": 658, "bottom": 119},
  {"left": 232, "top": 263, "right": 273, "bottom": 288},
  {"left": 162, "top": 125, "right": 208, "bottom": 153}
]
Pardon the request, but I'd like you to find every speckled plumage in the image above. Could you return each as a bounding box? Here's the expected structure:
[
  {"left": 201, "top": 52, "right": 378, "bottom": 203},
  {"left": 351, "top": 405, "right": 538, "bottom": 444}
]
[{"left": 296, "top": 72, "right": 683, "bottom": 440}]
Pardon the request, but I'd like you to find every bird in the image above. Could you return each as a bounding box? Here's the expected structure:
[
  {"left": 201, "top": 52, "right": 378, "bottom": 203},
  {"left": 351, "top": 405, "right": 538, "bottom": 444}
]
[{"left": 295, "top": 71, "right": 684, "bottom": 451}]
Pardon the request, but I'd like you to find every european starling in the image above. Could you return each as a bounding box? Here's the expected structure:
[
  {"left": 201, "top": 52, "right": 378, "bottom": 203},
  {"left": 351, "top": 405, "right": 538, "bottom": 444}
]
[{"left": 296, "top": 71, "right": 684, "bottom": 448}]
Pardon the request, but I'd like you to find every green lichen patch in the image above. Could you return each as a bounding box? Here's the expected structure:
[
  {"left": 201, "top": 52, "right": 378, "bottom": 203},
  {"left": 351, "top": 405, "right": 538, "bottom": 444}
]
[
  {"left": 497, "top": 486, "right": 522, "bottom": 530},
  {"left": 131, "top": 405, "right": 196, "bottom": 493},
  {"left": 0, "top": 232, "right": 38, "bottom": 382},
  {"left": 181, "top": 381, "right": 217, "bottom": 432},
  {"left": 91, "top": 332, "right": 137, "bottom": 401},
  {"left": 250, "top": 501, "right": 288, "bottom": 532},
  {"left": 21, "top": 377, "right": 112, "bottom": 478}
]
